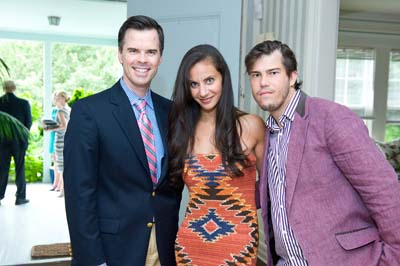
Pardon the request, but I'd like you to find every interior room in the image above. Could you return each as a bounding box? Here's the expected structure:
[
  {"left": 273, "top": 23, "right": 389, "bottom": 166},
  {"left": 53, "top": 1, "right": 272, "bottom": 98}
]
[{"left": 0, "top": 0, "right": 399, "bottom": 265}]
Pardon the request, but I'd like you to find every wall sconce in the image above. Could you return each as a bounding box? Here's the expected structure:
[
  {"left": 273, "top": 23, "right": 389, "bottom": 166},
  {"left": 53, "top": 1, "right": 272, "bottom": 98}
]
[{"left": 48, "top": 16, "right": 61, "bottom": 26}]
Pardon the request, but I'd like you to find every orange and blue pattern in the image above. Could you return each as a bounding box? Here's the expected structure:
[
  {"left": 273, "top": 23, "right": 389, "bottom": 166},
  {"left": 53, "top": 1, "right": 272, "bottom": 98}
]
[{"left": 175, "top": 154, "right": 258, "bottom": 266}]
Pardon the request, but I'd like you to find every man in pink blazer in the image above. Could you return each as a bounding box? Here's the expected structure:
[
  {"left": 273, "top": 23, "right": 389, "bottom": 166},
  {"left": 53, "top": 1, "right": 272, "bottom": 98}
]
[{"left": 245, "top": 40, "right": 400, "bottom": 266}]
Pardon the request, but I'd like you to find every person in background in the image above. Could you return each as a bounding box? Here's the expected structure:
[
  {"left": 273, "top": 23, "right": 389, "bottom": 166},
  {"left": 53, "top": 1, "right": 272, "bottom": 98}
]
[
  {"left": 64, "top": 15, "right": 181, "bottom": 266},
  {"left": 0, "top": 80, "right": 32, "bottom": 205},
  {"left": 46, "top": 92, "right": 60, "bottom": 192},
  {"left": 246, "top": 40, "right": 400, "bottom": 266},
  {"left": 44, "top": 91, "right": 70, "bottom": 197},
  {"left": 169, "top": 44, "right": 265, "bottom": 265}
]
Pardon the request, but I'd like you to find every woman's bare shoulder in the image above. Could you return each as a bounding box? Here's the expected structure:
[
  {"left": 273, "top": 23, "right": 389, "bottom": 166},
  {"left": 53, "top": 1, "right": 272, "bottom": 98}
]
[{"left": 239, "top": 113, "right": 265, "bottom": 131}]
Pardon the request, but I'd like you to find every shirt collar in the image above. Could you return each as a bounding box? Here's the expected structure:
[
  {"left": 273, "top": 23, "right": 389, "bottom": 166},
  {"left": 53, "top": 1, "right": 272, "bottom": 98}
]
[
  {"left": 266, "top": 89, "right": 301, "bottom": 132},
  {"left": 119, "top": 77, "right": 154, "bottom": 111}
]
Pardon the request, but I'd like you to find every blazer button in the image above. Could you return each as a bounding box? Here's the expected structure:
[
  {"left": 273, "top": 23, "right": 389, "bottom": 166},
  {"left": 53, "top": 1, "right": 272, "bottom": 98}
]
[
  {"left": 152, "top": 191, "right": 156, "bottom": 197},
  {"left": 147, "top": 222, "right": 153, "bottom": 228}
]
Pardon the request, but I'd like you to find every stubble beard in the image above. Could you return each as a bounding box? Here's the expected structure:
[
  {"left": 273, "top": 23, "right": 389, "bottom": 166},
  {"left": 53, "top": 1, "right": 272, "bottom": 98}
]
[{"left": 260, "top": 85, "right": 290, "bottom": 113}]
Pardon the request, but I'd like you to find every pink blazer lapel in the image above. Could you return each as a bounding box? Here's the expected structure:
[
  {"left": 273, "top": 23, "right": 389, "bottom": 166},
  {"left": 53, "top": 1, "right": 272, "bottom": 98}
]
[
  {"left": 285, "top": 114, "right": 309, "bottom": 214},
  {"left": 285, "top": 92, "right": 310, "bottom": 215}
]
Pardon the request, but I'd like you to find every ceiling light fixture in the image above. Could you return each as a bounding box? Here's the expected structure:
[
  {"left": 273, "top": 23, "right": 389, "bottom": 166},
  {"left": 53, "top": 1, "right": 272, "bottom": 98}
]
[{"left": 48, "top": 16, "right": 61, "bottom": 26}]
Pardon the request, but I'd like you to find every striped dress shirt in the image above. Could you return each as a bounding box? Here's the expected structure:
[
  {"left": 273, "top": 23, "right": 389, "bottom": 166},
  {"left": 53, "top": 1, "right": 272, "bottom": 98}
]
[
  {"left": 266, "top": 89, "right": 308, "bottom": 266},
  {"left": 120, "top": 78, "right": 164, "bottom": 181}
]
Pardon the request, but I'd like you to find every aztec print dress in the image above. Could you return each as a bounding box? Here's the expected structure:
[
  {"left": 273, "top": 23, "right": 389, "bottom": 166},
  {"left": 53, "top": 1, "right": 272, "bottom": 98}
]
[{"left": 175, "top": 153, "right": 258, "bottom": 266}]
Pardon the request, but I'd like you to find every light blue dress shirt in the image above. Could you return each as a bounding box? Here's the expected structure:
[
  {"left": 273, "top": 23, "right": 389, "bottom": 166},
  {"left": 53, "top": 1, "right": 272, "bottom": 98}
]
[{"left": 120, "top": 78, "right": 165, "bottom": 181}]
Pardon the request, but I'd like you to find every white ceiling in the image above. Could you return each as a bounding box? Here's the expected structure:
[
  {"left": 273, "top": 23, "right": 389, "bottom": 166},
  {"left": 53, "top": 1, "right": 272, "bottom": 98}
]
[
  {"left": 0, "top": 0, "right": 398, "bottom": 39},
  {"left": 0, "top": 0, "right": 127, "bottom": 39}
]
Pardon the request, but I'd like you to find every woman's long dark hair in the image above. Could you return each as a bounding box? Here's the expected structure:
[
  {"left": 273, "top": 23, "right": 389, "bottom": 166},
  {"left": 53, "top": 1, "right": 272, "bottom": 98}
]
[{"left": 168, "top": 44, "right": 248, "bottom": 189}]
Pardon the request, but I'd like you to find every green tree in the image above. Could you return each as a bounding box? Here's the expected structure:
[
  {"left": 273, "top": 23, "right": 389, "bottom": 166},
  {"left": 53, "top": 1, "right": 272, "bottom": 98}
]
[
  {"left": 52, "top": 43, "right": 120, "bottom": 96},
  {"left": 0, "top": 55, "right": 30, "bottom": 143},
  {"left": 68, "top": 88, "right": 93, "bottom": 107},
  {"left": 0, "top": 40, "right": 44, "bottom": 104},
  {"left": 0, "top": 39, "right": 120, "bottom": 182},
  {"left": 0, "top": 40, "right": 44, "bottom": 182},
  {"left": 0, "top": 57, "right": 10, "bottom": 84}
]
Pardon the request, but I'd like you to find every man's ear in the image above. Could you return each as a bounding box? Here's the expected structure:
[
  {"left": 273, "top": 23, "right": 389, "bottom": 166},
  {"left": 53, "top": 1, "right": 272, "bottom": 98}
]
[
  {"left": 118, "top": 50, "right": 123, "bottom": 65},
  {"left": 289, "top": 71, "right": 298, "bottom": 87}
]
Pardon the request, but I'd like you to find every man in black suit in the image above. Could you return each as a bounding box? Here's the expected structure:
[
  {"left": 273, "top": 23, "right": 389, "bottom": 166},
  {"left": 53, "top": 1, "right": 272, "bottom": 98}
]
[
  {"left": 64, "top": 15, "right": 182, "bottom": 266},
  {"left": 0, "top": 80, "right": 32, "bottom": 205}
]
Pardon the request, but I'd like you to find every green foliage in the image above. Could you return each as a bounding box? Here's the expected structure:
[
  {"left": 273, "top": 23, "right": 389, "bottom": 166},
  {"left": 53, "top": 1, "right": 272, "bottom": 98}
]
[
  {"left": 68, "top": 87, "right": 93, "bottom": 107},
  {"left": 52, "top": 43, "right": 120, "bottom": 97},
  {"left": 9, "top": 155, "right": 43, "bottom": 183},
  {"left": 25, "top": 120, "right": 44, "bottom": 182},
  {"left": 385, "top": 124, "right": 400, "bottom": 142},
  {"left": 24, "top": 155, "right": 43, "bottom": 182},
  {"left": 0, "top": 57, "right": 10, "bottom": 83},
  {"left": 7, "top": 121, "right": 43, "bottom": 183},
  {"left": 7, "top": 101, "right": 43, "bottom": 182},
  {"left": 0, "top": 111, "right": 29, "bottom": 142},
  {"left": 0, "top": 40, "right": 120, "bottom": 183},
  {"left": 0, "top": 40, "right": 44, "bottom": 104},
  {"left": 0, "top": 50, "right": 43, "bottom": 182}
]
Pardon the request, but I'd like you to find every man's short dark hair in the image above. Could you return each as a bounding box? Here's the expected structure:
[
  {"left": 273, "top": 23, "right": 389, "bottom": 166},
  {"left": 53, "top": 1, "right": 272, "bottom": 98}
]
[
  {"left": 245, "top": 40, "right": 302, "bottom": 89},
  {"left": 118, "top": 15, "right": 164, "bottom": 55}
]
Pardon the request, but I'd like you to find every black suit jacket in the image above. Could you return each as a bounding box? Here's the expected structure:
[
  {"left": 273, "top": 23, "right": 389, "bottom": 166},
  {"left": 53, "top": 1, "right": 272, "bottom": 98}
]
[
  {"left": 0, "top": 92, "right": 32, "bottom": 146},
  {"left": 64, "top": 82, "right": 182, "bottom": 266}
]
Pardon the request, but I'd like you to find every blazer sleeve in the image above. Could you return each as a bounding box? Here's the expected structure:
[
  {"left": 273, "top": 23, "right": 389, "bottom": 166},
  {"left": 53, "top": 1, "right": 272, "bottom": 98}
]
[
  {"left": 64, "top": 100, "right": 105, "bottom": 266},
  {"left": 325, "top": 106, "right": 400, "bottom": 265},
  {"left": 23, "top": 99, "right": 32, "bottom": 130}
]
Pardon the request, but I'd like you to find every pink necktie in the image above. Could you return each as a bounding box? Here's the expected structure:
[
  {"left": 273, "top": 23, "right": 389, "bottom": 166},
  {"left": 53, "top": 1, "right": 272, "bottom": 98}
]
[{"left": 135, "top": 99, "right": 157, "bottom": 184}]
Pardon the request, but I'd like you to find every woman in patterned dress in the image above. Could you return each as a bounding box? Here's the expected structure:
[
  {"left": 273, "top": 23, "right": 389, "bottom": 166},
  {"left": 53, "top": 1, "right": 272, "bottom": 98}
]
[
  {"left": 44, "top": 91, "right": 70, "bottom": 197},
  {"left": 168, "top": 44, "right": 265, "bottom": 266}
]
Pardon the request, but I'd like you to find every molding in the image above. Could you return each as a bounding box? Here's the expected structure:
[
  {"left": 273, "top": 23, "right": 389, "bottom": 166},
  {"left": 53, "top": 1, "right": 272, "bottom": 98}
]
[
  {"left": 339, "top": 12, "right": 400, "bottom": 36},
  {"left": 339, "top": 31, "right": 400, "bottom": 48},
  {"left": 238, "top": 0, "right": 248, "bottom": 110},
  {"left": 303, "top": 0, "right": 339, "bottom": 100},
  {"left": 0, "top": 30, "right": 116, "bottom": 46},
  {"left": 340, "top": 11, "right": 400, "bottom": 23}
]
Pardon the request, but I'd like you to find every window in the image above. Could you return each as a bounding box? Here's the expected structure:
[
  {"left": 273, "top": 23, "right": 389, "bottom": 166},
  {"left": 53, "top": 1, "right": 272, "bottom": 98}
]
[
  {"left": 0, "top": 39, "right": 121, "bottom": 182},
  {"left": 0, "top": 39, "right": 44, "bottom": 181},
  {"left": 335, "top": 48, "right": 375, "bottom": 119},
  {"left": 52, "top": 43, "right": 120, "bottom": 96},
  {"left": 386, "top": 50, "right": 400, "bottom": 142}
]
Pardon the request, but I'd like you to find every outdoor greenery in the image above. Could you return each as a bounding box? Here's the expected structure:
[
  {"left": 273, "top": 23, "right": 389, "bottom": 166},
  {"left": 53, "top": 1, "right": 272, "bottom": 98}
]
[
  {"left": 52, "top": 42, "right": 120, "bottom": 95},
  {"left": 0, "top": 39, "right": 120, "bottom": 182},
  {"left": 0, "top": 56, "right": 29, "bottom": 142},
  {"left": 68, "top": 87, "right": 93, "bottom": 107},
  {"left": 386, "top": 124, "right": 400, "bottom": 142},
  {"left": 0, "top": 57, "right": 10, "bottom": 84},
  {"left": 0, "top": 110, "right": 29, "bottom": 142}
]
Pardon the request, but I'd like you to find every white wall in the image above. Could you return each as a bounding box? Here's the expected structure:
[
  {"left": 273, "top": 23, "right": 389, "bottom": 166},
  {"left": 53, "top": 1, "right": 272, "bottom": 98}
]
[{"left": 240, "top": 0, "right": 340, "bottom": 120}]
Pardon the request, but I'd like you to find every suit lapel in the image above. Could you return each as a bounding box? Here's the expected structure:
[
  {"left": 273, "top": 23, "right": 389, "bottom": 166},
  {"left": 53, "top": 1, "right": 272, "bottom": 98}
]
[
  {"left": 110, "top": 83, "right": 149, "bottom": 174},
  {"left": 286, "top": 91, "right": 309, "bottom": 214}
]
